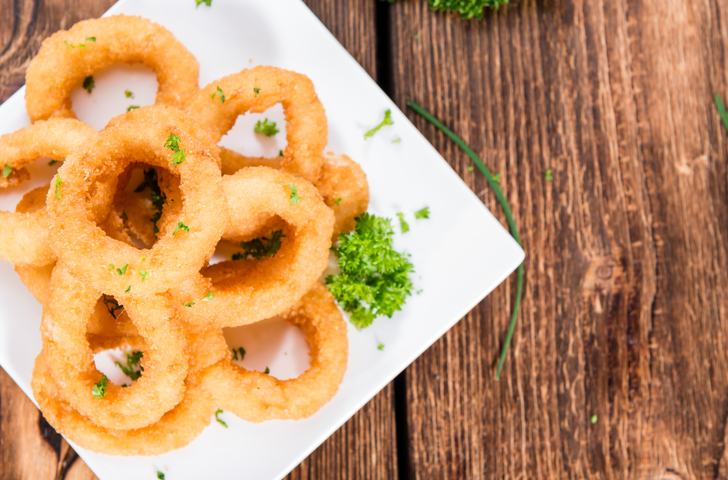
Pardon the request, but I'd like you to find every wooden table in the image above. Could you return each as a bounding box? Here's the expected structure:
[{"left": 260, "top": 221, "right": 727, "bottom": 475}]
[{"left": 2, "top": 0, "right": 727, "bottom": 478}]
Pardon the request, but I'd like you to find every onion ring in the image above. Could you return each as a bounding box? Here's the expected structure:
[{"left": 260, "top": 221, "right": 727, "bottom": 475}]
[
  {"left": 0, "top": 119, "right": 99, "bottom": 266},
  {"left": 25, "top": 15, "right": 199, "bottom": 122},
  {"left": 46, "top": 118, "right": 225, "bottom": 297},
  {"left": 185, "top": 66, "right": 327, "bottom": 183},
  {"left": 199, "top": 283, "right": 347, "bottom": 421},
  {"left": 172, "top": 166, "right": 334, "bottom": 328},
  {"left": 41, "top": 264, "right": 189, "bottom": 430}
]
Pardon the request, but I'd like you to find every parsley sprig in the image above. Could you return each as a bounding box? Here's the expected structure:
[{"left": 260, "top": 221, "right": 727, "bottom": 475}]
[
  {"left": 364, "top": 109, "right": 393, "bottom": 139},
  {"left": 232, "top": 230, "right": 285, "bottom": 260},
  {"left": 254, "top": 118, "right": 279, "bottom": 137},
  {"left": 92, "top": 374, "right": 108, "bottom": 398},
  {"left": 406, "top": 99, "right": 522, "bottom": 381},
  {"left": 115, "top": 350, "right": 143, "bottom": 381},
  {"left": 326, "top": 213, "right": 414, "bottom": 329},
  {"left": 164, "top": 133, "right": 186, "bottom": 166}
]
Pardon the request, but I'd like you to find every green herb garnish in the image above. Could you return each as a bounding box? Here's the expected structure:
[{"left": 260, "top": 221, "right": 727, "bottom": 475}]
[
  {"left": 215, "top": 408, "right": 228, "bottom": 428},
  {"left": 92, "top": 374, "right": 108, "bottom": 398},
  {"left": 125, "top": 285, "right": 131, "bottom": 293},
  {"left": 126, "top": 105, "right": 140, "bottom": 112},
  {"left": 54, "top": 175, "right": 63, "bottom": 200},
  {"left": 195, "top": 0, "right": 211, "bottom": 6},
  {"left": 492, "top": 173, "right": 501, "bottom": 184},
  {"left": 396, "top": 213, "right": 409, "bottom": 233},
  {"left": 326, "top": 213, "right": 414, "bottom": 329},
  {"left": 164, "top": 133, "right": 185, "bottom": 166},
  {"left": 591, "top": 414, "right": 598, "bottom": 424},
  {"left": 254, "top": 118, "right": 279, "bottom": 137},
  {"left": 378, "top": 343, "right": 385, "bottom": 351},
  {"left": 335, "top": 197, "right": 342, "bottom": 205},
  {"left": 102, "top": 296, "right": 124, "bottom": 319},
  {"left": 182, "top": 301, "right": 196, "bottom": 307},
  {"left": 414, "top": 207, "right": 429, "bottom": 219},
  {"left": 125, "top": 90, "right": 133, "bottom": 98},
  {"left": 231, "top": 347, "right": 246, "bottom": 361},
  {"left": 287, "top": 184, "right": 300, "bottom": 205},
  {"left": 139, "top": 270, "right": 150, "bottom": 281},
  {"left": 157, "top": 472, "right": 165, "bottom": 480},
  {"left": 115, "top": 350, "right": 143, "bottom": 381},
  {"left": 232, "top": 230, "right": 284, "bottom": 260},
  {"left": 86, "top": 37, "right": 96, "bottom": 42},
  {"left": 116, "top": 264, "right": 128, "bottom": 275},
  {"left": 545, "top": 169, "right": 553, "bottom": 181},
  {"left": 392, "top": 138, "right": 401, "bottom": 144},
  {"left": 364, "top": 109, "right": 393, "bottom": 139},
  {"left": 406, "top": 99, "right": 522, "bottom": 381},
  {"left": 254, "top": 87, "right": 261, "bottom": 96},
  {"left": 48, "top": 159, "right": 59, "bottom": 166},
  {"left": 173, "top": 222, "right": 190, "bottom": 236},
  {"left": 2, "top": 165, "right": 11, "bottom": 178},
  {"left": 202, "top": 291, "right": 214, "bottom": 301},
  {"left": 211, "top": 86, "right": 226, "bottom": 103},
  {"left": 263, "top": 367, "right": 270, "bottom": 374},
  {"left": 82, "top": 75, "right": 94, "bottom": 93}
]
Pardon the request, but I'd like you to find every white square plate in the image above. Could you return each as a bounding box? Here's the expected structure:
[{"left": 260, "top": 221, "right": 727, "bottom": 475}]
[{"left": 0, "top": 0, "right": 524, "bottom": 478}]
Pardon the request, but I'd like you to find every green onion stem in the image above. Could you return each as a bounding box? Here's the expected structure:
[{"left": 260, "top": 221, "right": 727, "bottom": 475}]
[{"left": 406, "top": 99, "right": 524, "bottom": 381}]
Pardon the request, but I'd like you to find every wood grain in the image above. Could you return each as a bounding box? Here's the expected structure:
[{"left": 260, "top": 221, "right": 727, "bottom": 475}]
[
  {"left": 389, "top": 0, "right": 728, "bottom": 478},
  {"left": 0, "top": 0, "right": 395, "bottom": 479}
]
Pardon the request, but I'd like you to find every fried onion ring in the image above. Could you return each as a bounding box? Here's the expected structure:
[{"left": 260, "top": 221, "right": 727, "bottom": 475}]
[
  {"left": 0, "top": 119, "right": 97, "bottom": 266},
  {"left": 46, "top": 118, "right": 225, "bottom": 297},
  {"left": 185, "top": 66, "right": 326, "bottom": 183},
  {"left": 200, "top": 283, "right": 347, "bottom": 421},
  {"left": 41, "top": 264, "right": 189, "bottom": 430},
  {"left": 172, "top": 167, "right": 333, "bottom": 328},
  {"left": 25, "top": 15, "right": 199, "bottom": 122}
]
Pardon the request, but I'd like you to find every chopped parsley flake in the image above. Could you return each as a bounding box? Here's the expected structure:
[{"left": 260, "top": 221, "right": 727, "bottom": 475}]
[
  {"left": 54, "top": 175, "right": 63, "bottom": 200},
  {"left": 467, "top": 165, "right": 474, "bottom": 172},
  {"left": 232, "top": 230, "right": 285, "bottom": 260},
  {"left": 125, "top": 285, "right": 131, "bottom": 293},
  {"left": 254, "top": 118, "right": 279, "bottom": 137},
  {"left": 116, "top": 264, "right": 128, "bottom": 275},
  {"left": 364, "top": 109, "right": 393, "bottom": 139},
  {"left": 173, "top": 222, "right": 190, "bottom": 236},
  {"left": 139, "top": 270, "right": 150, "bottom": 281},
  {"left": 397, "top": 213, "right": 410, "bottom": 233},
  {"left": 126, "top": 105, "right": 140, "bottom": 112},
  {"left": 182, "top": 301, "right": 196, "bottom": 307},
  {"left": 591, "top": 414, "right": 598, "bottom": 424},
  {"left": 82, "top": 75, "right": 94, "bottom": 93},
  {"left": 195, "top": 0, "right": 211, "bottom": 6},
  {"left": 254, "top": 87, "right": 261, "bottom": 96},
  {"left": 64, "top": 41, "right": 88, "bottom": 48},
  {"left": 202, "top": 291, "right": 214, "bottom": 301},
  {"left": 545, "top": 169, "right": 553, "bottom": 181},
  {"left": 157, "top": 472, "right": 165, "bottom": 480},
  {"left": 2, "top": 165, "right": 11, "bottom": 178},
  {"left": 92, "top": 374, "right": 108, "bottom": 398},
  {"left": 335, "top": 197, "right": 342, "bottom": 205},
  {"left": 378, "top": 343, "right": 385, "bottom": 351},
  {"left": 48, "top": 159, "right": 59, "bottom": 166},
  {"left": 121, "top": 211, "right": 128, "bottom": 221},
  {"left": 492, "top": 173, "right": 501, "bottom": 184},
  {"left": 125, "top": 90, "right": 134, "bottom": 98},
  {"left": 164, "top": 133, "right": 185, "bottom": 166},
  {"left": 263, "top": 367, "right": 270, "bottom": 374},
  {"left": 115, "top": 350, "right": 143, "bottom": 381},
  {"left": 392, "top": 138, "right": 401, "bottom": 144},
  {"left": 414, "top": 207, "right": 429, "bottom": 219},
  {"left": 326, "top": 213, "right": 414, "bottom": 329},
  {"left": 215, "top": 409, "right": 228, "bottom": 428},
  {"left": 102, "top": 296, "right": 124, "bottom": 319},
  {"left": 86, "top": 37, "right": 96, "bottom": 42},
  {"left": 211, "top": 86, "right": 226, "bottom": 103},
  {"left": 287, "top": 184, "right": 300, "bottom": 205},
  {"left": 279, "top": 150, "right": 284, "bottom": 157},
  {"left": 231, "top": 347, "right": 246, "bottom": 361}
]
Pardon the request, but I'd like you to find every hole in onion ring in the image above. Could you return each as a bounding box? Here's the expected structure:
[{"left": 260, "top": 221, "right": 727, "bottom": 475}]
[
  {"left": 69, "top": 63, "right": 158, "bottom": 131},
  {"left": 223, "top": 316, "right": 310, "bottom": 381},
  {"left": 218, "top": 104, "right": 287, "bottom": 160}
]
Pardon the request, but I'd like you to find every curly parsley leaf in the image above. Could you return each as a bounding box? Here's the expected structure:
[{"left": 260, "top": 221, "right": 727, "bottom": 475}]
[
  {"left": 232, "top": 230, "right": 285, "bottom": 260},
  {"left": 92, "top": 374, "right": 108, "bottom": 398},
  {"left": 397, "top": 213, "right": 409, "bottom": 233},
  {"left": 82, "top": 76, "right": 94, "bottom": 94},
  {"left": 211, "top": 86, "right": 226, "bottom": 103},
  {"left": 115, "top": 350, "right": 143, "bottom": 381},
  {"left": 173, "top": 222, "right": 189, "bottom": 236},
  {"left": 364, "top": 109, "right": 393, "bottom": 139},
  {"left": 102, "top": 296, "right": 124, "bottom": 319},
  {"left": 326, "top": 213, "right": 414, "bottom": 329},
  {"left": 254, "top": 118, "right": 279, "bottom": 137},
  {"left": 164, "top": 133, "right": 185, "bottom": 166}
]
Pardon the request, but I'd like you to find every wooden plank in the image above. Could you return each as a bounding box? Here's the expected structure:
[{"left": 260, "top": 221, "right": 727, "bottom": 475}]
[
  {"left": 389, "top": 0, "right": 728, "bottom": 478},
  {"left": 0, "top": 0, "right": 393, "bottom": 479}
]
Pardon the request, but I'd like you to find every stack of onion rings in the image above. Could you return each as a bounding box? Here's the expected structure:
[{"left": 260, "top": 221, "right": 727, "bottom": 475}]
[{"left": 0, "top": 13, "right": 365, "bottom": 456}]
